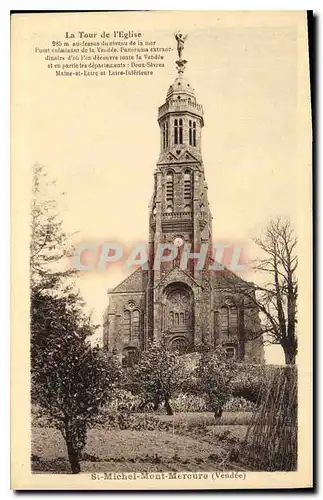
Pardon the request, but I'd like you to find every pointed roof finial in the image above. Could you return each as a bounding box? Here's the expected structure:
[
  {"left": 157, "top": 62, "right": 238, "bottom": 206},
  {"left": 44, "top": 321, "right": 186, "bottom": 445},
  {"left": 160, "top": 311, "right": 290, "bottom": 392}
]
[{"left": 175, "top": 31, "right": 188, "bottom": 75}]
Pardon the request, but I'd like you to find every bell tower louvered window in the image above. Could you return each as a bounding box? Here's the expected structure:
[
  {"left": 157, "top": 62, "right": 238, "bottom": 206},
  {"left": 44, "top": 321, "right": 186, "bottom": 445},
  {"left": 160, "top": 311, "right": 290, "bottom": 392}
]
[
  {"left": 183, "top": 170, "right": 192, "bottom": 202},
  {"left": 166, "top": 171, "right": 174, "bottom": 211}
]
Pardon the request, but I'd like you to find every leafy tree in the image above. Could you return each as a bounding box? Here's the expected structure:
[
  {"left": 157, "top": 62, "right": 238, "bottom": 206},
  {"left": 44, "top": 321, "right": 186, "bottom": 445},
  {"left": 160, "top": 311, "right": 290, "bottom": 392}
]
[
  {"left": 196, "top": 344, "right": 237, "bottom": 420},
  {"left": 135, "top": 337, "right": 187, "bottom": 415},
  {"left": 30, "top": 163, "right": 75, "bottom": 294},
  {"left": 31, "top": 291, "right": 121, "bottom": 473},
  {"left": 30, "top": 165, "right": 121, "bottom": 473}
]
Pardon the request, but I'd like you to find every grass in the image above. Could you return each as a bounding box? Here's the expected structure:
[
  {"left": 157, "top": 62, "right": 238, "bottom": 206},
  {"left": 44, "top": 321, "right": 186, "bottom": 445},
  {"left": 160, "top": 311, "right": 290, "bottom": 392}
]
[
  {"left": 155, "top": 411, "right": 253, "bottom": 426},
  {"left": 32, "top": 427, "right": 230, "bottom": 473},
  {"left": 31, "top": 411, "right": 252, "bottom": 473}
]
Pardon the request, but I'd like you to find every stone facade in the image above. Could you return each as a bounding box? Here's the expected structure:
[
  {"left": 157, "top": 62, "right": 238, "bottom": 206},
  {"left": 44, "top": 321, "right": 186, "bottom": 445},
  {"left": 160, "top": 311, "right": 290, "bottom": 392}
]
[{"left": 104, "top": 51, "right": 264, "bottom": 365}]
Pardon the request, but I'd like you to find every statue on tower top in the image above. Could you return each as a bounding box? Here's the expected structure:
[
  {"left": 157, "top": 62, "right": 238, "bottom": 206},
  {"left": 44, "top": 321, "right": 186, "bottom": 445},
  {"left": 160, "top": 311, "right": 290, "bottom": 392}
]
[
  {"left": 175, "top": 31, "right": 187, "bottom": 59},
  {"left": 174, "top": 31, "right": 188, "bottom": 75}
]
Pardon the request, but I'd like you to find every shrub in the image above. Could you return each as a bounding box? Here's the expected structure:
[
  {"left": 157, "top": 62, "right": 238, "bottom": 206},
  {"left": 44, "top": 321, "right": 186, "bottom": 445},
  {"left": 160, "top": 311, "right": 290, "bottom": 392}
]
[
  {"left": 135, "top": 338, "right": 188, "bottom": 415},
  {"left": 224, "top": 396, "right": 256, "bottom": 412},
  {"left": 196, "top": 345, "right": 238, "bottom": 419},
  {"left": 171, "top": 393, "right": 208, "bottom": 412},
  {"left": 231, "top": 365, "right": 278, "bottom": 404}
]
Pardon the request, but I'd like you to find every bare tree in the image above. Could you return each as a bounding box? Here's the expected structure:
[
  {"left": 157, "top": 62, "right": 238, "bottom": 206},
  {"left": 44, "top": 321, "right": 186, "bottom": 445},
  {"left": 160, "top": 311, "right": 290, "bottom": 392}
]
[{"left": 223, "top": 217, "right": 298, "bottom": 364}]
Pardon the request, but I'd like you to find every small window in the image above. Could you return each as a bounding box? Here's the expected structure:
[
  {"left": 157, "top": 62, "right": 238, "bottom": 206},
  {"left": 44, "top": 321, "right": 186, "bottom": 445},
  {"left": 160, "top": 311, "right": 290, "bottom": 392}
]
[{"left": 226, "top": 347, "right": 235, "bottom": 359}]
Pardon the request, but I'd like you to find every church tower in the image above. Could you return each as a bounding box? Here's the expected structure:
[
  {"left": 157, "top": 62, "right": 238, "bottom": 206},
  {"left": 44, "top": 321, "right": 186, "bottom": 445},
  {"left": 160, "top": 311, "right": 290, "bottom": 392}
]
[
  {"left": 104, "top": 33, "right": 265, "bottom": 364},
  {"left": 148, "top": 34, "right": 213, "bottom": 284},
  {"left": 145, "top": 33, "right": 213, "bottom": 349}
]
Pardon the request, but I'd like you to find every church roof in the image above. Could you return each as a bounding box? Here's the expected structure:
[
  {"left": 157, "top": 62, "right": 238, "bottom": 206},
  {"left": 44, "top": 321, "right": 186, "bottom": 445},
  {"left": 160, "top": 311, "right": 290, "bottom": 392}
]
[
  {"left": 208, "top": 265, "right": 252, "bottom": 290},
  {"left": 109, "top": 268, "right": 147, "bottom": 294},
  {"left": 166, "top": 75, "right": 196, "bottom": 101}
]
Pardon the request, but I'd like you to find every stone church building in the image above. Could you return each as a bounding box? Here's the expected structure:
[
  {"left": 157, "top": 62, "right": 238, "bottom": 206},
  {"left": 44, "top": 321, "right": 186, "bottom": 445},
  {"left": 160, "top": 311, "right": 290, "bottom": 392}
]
[{"left": 104, "top": 36, "right": 264, "bottom": 365}]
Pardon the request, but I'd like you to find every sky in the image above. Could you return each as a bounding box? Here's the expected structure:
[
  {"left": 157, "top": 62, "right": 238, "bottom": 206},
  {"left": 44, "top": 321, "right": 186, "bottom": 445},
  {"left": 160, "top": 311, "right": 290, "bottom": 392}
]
[{"left": 13, "top": 11, "right": 312, "bottom": 364}]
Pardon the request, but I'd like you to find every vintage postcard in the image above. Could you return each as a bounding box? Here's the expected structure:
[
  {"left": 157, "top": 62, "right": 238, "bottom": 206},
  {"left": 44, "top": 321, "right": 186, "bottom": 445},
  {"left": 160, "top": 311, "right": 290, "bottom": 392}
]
[{"left": 11, "top": 11, "right": 312, "bottom": 490}]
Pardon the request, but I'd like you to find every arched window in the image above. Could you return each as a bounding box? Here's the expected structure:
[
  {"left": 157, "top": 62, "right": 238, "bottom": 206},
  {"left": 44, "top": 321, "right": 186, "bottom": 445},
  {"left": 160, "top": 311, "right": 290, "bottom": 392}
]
[
  {"left": 132, "top": 310, "right": 140, "bottom": 340},
  {"left": 189, "top": 120, "right": 197, "bottom": 146},
  {"left": 179, "top": 119, "right": 183, "bottom": 144},
  {"left": 230, "top": 308, "right": 238, "bottom": 334},
  {"left": 170, "top": 311, "right": 174, "bottom": 327},
  {"left": 180, "top": 313, "right": 184, "bottom": 325},
  {"left": 193, "top": 121, "right": 196, "bottom": 146},
  {"left": 175, "top": 313, "right": 179, "bottom": 326},
  {"left": 219, "top": 305, "right": 238, "bottom": 337},
  {"left": 214, "top": 311, "right": 219, "bottom": 347},
  {"left": 220, "top": 306, "right": 229, "bottom": 335},
  {"left": 185, "top": 311, "right": 189, "bottom": 324},
  {"left": 184, "top": 170, "right": 192, "bottom": 201},
  {"left": 225, "top": 346, "right": 236, "bottom": 359},
  {"left": 166, "top": 171, "right": 174, "bottom": 207},
  {"left": 174, "top": 119, "right": 178, "bottom": 145},
  {"left": 123, "top": 310, "right": 131, "bottom": 343},
  {"left": 162, "top": 121, "right": 168, "bottom": 150}
]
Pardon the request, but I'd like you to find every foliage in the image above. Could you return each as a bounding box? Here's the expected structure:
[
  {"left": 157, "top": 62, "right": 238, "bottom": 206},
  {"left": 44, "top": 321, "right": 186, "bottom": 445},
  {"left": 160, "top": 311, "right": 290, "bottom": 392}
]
[
  {"left": 30, "top": 165, "right": 122, "bottom": 474},
  {"left": 223, "top": 396, "right": 256, "bottom": 413},
  {"left": 171, "top": 393, "right": 208, "bottom": 412},
  {"left": 134, "top": 337, "right": 188, "bottom": 415},
  {"left": 30, "top": 164, "right": 75, "bottom": 294},
  {"left": 31, "top": 292, "right": 121, "bottom": 473},
  {"left": 230, "top": 364, "right": 273, "bottom": 404},
  {"left": 196, "top": 344, "right": 238, "bottom": 419}
]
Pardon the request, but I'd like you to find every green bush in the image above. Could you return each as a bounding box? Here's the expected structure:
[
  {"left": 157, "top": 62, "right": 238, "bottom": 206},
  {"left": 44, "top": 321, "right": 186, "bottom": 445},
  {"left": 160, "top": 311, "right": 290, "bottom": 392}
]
[
  {"left": 171, "top": 393, "right": 208, "bottom": 412},
  {"left": 231, "top": 365, "right": 278, "bottom": 404},
  {"left": 223, "top": 396, "right": 256, "bottom": 412}
]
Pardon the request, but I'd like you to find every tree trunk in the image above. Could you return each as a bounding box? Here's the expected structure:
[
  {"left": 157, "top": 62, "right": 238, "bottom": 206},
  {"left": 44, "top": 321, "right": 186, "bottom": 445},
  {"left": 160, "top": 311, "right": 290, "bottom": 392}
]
[
  {"left": 283, "top": 346, "right": 296, "bottom": 365},
  {"left": 164, "top": 396, "right": 173, "bottom": 415},
  {"left": 282, "top": 337, "right": 297, "bottom": 365},
  {"left": 213, "top": 406, "right": 223, "bottom": 420},
  {"left": 66, "top": 440, "right": 80, "bottom": 474},
  {"left": 65, "top": 428, "right": 81, "bottom": 474},
  {"left": 153, "top": 395, "right": 160, "bottom": 412}
]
